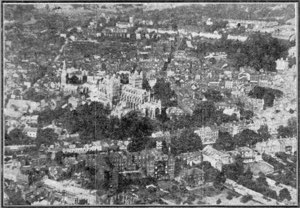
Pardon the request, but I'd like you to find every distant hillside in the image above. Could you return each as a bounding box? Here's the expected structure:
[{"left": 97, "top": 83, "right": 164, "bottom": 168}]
[{"left": 142, "top": 3, "right": 295, "bottom": 24}]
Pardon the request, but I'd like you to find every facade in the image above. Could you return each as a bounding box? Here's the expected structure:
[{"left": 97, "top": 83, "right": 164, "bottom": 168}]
[
  {"left": 178, "top": 151, "right": 203, "bottom": 166},
  {"left": 106, "top": 148, "right": 175, "bottom": 181},
  {"left": 60, "top": 61, "right": 88, "bottom": 90},
  {"left": 275, "top": 58, "right": 289, "bottom": 71},
  {"left": 194, "top": 126, "right": 219, "bottom": 145},
  {"left": 97, "top": 75, "right": 121, "bottom": 107},
  {"left": 120, "top": 85, "right": 150, "bottom": 110},
  {"left": 23, "top": 127, "right": 38, "bottom": 138},
  {"left": 255, "top": 137, "right": 297, "bottom": 155},
  {"left": 235, "top": 146, "right": 261, "bottom": 163},
  {"left": 202, "top": 145, "right": 234, "bottom": 171}
]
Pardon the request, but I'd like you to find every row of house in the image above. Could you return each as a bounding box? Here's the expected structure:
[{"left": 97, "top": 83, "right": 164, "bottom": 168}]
[{"left": 255, "top": 137, "right": 297, "bottom": 155}]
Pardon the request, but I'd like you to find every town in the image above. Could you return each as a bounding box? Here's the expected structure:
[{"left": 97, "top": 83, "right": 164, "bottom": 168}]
[{"left": 3, "top": 3, "right": 297, "bottom": 206}]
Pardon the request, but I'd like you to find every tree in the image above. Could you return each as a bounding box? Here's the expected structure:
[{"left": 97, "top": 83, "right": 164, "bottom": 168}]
[
  {"left": 7, "top": 128, "right": 29, "bottom": 145},
  {"left": 127, "top": 136, "right": 148, "bottom": 153},
  {"left": 257, "top": 125, "right": 271, "bottom": 141},
  {"left": 263, "top": 92, "right": 275, "bottom": 108},
  {"left": 234, "top": 129, "right": 261, "bottom": 147},
  {"left": 171, "top": 129, "right": 203, "bottom": 155},
  {"left": 240, "top": 194, "right": 253, "bottom": 203},
  {"left": 223, "top": 155, "right": 244, "bottom": 181},
  {"left": 36, "top": 128, "right": 58, "bottom": 147},
  {"left": 256, "top": 172, "right": 268, "bottom": 187},
  {"left": 55, "top": 151, "right": 64, "bottom": 165},
  {"left": 230, "top": 32, "right": 289, "bottom": 71},
  {"left": 240, "top": 108, "right": 254, "bottom": 120},
  {"left": 213, "top": 131, "right": 235, "bottom": 151},
  {"left": 279, "top": 188, "right": 291, "bottom": 201},
  {"left": 142, "top": 78, "right": 151, "bottom": 91},
  {"left": 277, "top": 125, "right": 293, "bottom": 138},
  {"left": 203, "top": 89, "right": 223, "bottom": 102},
  {"left": 153, "top": 78, "right": 177, "bottom": 107},
  {"left": 214, "top": 171, "right": 226, "bottom": 189}
]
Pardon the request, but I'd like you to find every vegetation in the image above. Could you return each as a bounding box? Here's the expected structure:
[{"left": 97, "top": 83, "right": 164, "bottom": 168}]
[
  {"left": 233, "top": 129, "right": 262, "bottom": 147},
  {"left": 279, "top": 188, "right": 291, "bottom": 201},
  {"left": 153, "top": 78, "right": 177, "bottom": 107},
  {"left": 5, "top": 129, "right": 32, "bottom": 146},
  {"left": 277, "top": 117, "right": 297, "bottom": 138},
  {"left": 213, "top": 131, "right": 235, "bottom": 151},
  {"left": 36, "top": 128, "right": 58, "bottom": 148},
  {"left": 171, "top": 128, "right": 203, "bottom": 155}
]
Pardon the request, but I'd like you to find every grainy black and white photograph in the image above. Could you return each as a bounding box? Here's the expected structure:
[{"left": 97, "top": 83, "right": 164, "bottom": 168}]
[{"left": 2, "top": 2, "right": 298, "bottom": 206}]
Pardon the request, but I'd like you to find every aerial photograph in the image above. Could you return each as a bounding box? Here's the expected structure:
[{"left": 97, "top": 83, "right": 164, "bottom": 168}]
[{"left": 2, "top": 2, "right": 297, "bottom": 206}]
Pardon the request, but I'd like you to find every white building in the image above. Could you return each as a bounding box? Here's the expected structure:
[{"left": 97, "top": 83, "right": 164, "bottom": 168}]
[
  {"left": 255, "top": 137, "right": 297, "bottom": 155},
  {"left": 202, "top": 145, "right": 234, "bottom": 171},
  {"left": 194, "top": 126, "right": 219, "bottom": 145},
  {"left": 23, "top": 127, "right": 38, "bottom": 138},
  {"left": 275, "top": 58, "right": 289, "bottom": 71}
]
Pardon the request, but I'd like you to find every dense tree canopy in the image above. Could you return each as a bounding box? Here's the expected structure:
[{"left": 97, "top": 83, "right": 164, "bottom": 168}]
[
  {"left": 213, "top": 131, "right": 235, "bottom": 151},
  {"left": 153, "top": 78, "right": 177, "bottom": 107},
  {"left": 203, "top": 89, "right": 223, "bottom": 102},
  {"left": 6, "top": 129, "right": 31, "bottom": 146},
  {"left": 229, "top": 32, "right": 289, "bottom": 71},
  {"left": 257, "top": 125, "right": 271, "bottom": 141},
  {"left": 36, "top": 128, "right": 58, "bottom": 147},
  {"left": 279, "top": 188, "right": 292, "bottom": 201},
  {"left": 234, "top": 129, "right": 262, "bottom": 147},
  {"left": 171, "top": 128, "right": 203, "bottom": 155}
]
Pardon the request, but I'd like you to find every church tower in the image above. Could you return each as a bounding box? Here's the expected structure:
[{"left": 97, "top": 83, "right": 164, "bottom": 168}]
[{"left": 129, "top": 70, "right": 143, "bottom": 89}]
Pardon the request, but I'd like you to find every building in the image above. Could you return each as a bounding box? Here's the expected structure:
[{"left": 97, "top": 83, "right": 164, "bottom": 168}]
[
  {"left": 116, "top": 17, "right": 134, "bottom": 29},
  {"left": 236, "top": 146, "right": 260, "bottom": 163},
  {"left": 255, "top": 137, "right": 297, "bottom": 155},
  {"left": 178, "top": 151, "right": 203, "bottom": 166},
  {"left": 275, "top": 58, "right": 289, "bottom": 71},
  {"left": 20, "top": 115, "right": 39, "bottom": 125},
  {"left": 23, "top": 127, "right": 38, "bottom": 138},
  {"left": 140, "top": 98, "right": 162, "bottom": 119},
  {"left": 225, "top": 80, "right": 234, "bottom": 89},
  {"left": 4, "top": 160, "right": 28, "bottom": 182},
  {"left": 202, "top": 145, "right": 234, "bottom": 171},
  {"left": 129, "top": 70, "right": 143, "bottom": 89},
  {"left": 102, "top": 27, "right": 128, "bottom": 38},
  {"left": 43, "top": 179, "right": 96, "bottom": 205},
  {"left": 194, "top": 126, "right": 219, "bottom": 145},
  {"left": 97, "top": 75, "right": 121, "bottom": 107},
  {"left": 120, "top": 85, "right": 150, "bottom": 110},
  {"left": 60, "top": 61, "right": 88, "bottom": 90},
  {"left": 106, "top": 148, "right": 175, "bottom": 181}
]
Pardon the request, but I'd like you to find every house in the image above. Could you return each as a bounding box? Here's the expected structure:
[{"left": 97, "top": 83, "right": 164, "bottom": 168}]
[
  {"left": 275, "top": 58, "right": 289, "bottom": 71},
  {"left": 225, "top": 80, "right": 234, "bottom": 89},
  {"left": 151, "top": 131, "right": 171, "bottom": 144},
  {"left": 202, "top": 145, "right": 234, "bottom": 171},
  {"left": 255, "top": 139, "right": 286, "bottom": 155},
  {"left": 194, "top": 126, "right": 219, "bottom": 145},
  {"left": 235, "top": 146, "right": 259, "bottom": 163},
  {"left": 20, "top": 115, "right": 39, "bottom": 125},
  {"left": 23, "top": 127, "right": 38, "bottom": 138},
  {"left": 178, "top": 151, "right": 203, "bottom": 166}
]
